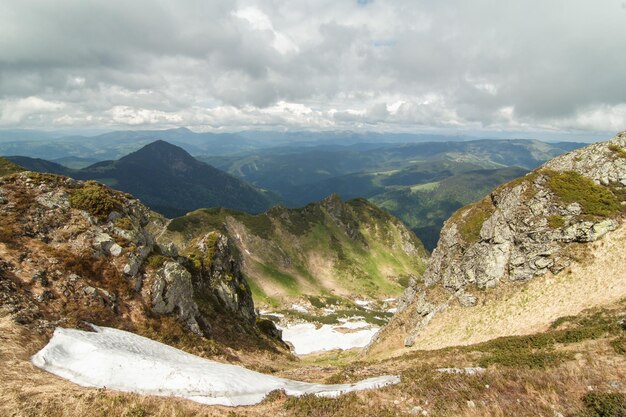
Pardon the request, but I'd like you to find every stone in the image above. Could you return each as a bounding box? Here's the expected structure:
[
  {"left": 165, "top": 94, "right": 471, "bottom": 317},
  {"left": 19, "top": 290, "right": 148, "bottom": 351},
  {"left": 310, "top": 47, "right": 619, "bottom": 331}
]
[
  {"left": 151, "top": 262, "right": 203, "bottom": 335},
  {"left": 436, "top": 367, "right": 485, "bottom": 375},
  {"left": 109, "top": 243, "right": 123, "bottom": 257},
  {"left": 107, "top": 211, "right": 122, "bottom": 222},
  {"left": 35, "top": 190, "right": 70, "bottom": 209},
  {"left": 31, "top": 271, "right": 49, "bottom": 286},
  {"left": 457, "top": 291, "right": 477, "bottom": 307}
]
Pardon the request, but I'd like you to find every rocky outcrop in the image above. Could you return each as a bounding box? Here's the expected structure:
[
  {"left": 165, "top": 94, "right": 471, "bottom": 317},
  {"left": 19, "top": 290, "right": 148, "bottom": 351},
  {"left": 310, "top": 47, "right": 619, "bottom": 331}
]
[
  {"left": 0, "top": 172, "right": 278, "bottom": 352},
  {"left": 380, "top": 132, "right": 626, "bottom": 348}
]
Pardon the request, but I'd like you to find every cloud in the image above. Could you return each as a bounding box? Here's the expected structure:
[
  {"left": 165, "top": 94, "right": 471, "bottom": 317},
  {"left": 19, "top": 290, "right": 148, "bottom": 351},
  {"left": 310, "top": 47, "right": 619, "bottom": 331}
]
[{"left": 0, "top": 0, "right": 625, "bottom": 135}]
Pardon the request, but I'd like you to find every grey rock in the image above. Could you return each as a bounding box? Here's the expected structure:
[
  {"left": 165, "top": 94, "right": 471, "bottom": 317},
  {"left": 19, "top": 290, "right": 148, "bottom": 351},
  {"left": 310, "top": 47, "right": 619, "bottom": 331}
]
[
  {"left": 457, "top": 290, "right": 477, "bottom": 307},
  {"left": 35, "top": 190, "right": 69, "bottom": 209},
  {"left": 157, "top": 242, "right": 178, "bottom": 257},
  {"left": 436, "top": 367, "right": 485, "bottom": 375},
  {"left": 109, "top": 243, "right": 123, "bottom": 257},
  {"left": 107, "top": 211, "right": 122, "bottom": 222},
  {"left": 31, "top": 271, "right": 49, "bottom": 286},
  {"left": 151, "top": 261, "right": 203, "bottom": 335}
]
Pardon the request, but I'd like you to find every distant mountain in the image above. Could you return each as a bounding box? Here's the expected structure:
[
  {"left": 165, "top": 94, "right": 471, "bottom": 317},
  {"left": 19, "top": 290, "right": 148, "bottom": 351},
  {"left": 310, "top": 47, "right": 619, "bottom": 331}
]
[
  {"left": 9, "top": 141, "right": 280, "bottom": 217},
  {"left": 202, "top": 139, "right": 580, "bottom": 249},
  {"left": 205, "top": 139, "right": 582, "bottom": 201},
  {"left": 51, "top": 156, "right": 101, "bottom": 169}
]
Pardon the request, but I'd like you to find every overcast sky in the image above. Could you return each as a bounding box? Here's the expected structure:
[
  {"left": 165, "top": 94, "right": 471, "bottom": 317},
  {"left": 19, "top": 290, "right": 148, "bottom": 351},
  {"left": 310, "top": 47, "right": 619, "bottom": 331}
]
[{"left": 1, "top": 0, "right": 625, "bottom": 136}]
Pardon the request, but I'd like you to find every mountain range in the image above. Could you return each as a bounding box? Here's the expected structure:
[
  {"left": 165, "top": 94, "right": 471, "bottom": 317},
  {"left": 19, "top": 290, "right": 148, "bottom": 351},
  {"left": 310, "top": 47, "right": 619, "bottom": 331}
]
[
  {"left": 9, "top": 141, "right": 279, "bottom": 217},
  {"left": 5, "top": 132, "right": 583, "bottom": 249}
]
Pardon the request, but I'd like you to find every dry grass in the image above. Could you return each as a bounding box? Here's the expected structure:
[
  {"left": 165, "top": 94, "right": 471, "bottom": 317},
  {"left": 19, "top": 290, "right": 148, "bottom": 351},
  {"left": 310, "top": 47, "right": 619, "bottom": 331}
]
[
  {"left": 2, "top": 301, "right": 626, "bottom": 417},
  {"left": 372, "top": 222, "right": 626, "bottom": 356}
]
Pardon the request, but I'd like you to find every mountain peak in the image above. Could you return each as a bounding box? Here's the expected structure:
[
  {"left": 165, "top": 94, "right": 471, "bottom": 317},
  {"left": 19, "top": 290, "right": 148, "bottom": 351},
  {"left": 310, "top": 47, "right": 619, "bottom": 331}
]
[{"left": 120, "top": 140, "right": 197, "bottom": 167}]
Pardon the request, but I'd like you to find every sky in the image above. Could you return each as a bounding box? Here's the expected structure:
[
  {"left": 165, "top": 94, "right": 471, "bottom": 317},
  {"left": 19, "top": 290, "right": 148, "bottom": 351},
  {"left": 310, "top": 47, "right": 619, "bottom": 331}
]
[{"left": 1, "top": 0, "right": 625, "bottom": 137}]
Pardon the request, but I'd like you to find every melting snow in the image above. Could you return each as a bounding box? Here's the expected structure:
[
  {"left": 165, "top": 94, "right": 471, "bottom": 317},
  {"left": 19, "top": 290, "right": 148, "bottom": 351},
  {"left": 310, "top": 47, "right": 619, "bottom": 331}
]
[
  {"left": 290, "top": 304, "right": 308, "bottom": 313},
  {"left": 279, "top": 320, "right": 379, "bottom": 355},
  {"left": 354, "top": 299, "right": 372, "bottom": 308},
  {"left": 32, "top": 326, "right": 400, "bottom": 406}
]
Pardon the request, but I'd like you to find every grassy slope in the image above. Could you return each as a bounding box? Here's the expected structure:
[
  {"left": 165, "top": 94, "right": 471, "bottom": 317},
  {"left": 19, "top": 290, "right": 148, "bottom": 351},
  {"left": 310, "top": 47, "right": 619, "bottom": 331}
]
[
  {"left": 369, "top": 221, "right": 626, "bottom": 359},
  {"left": 0, "top": 157, "right": 24, "bottom": 177},
  {"left": 163, "top": 196, "right": 428, "bottom": 307}
]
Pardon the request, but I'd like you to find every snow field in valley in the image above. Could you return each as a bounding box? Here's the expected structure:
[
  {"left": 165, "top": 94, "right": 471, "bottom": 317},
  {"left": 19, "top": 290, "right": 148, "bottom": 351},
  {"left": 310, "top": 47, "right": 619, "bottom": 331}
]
[{"left": 32, "top": 326, "right": 400, "bottom": 406}]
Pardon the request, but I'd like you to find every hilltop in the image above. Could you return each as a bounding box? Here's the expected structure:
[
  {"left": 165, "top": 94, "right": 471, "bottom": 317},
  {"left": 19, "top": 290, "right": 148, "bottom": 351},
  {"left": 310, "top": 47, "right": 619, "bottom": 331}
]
[{"left": 0, "top": 156, "right": 24, "bottom": 177}]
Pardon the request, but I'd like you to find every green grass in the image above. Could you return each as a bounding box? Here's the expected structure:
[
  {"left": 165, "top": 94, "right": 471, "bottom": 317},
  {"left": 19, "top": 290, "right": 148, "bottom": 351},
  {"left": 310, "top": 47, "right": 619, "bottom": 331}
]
[
  {"left": 69, "top": 181, "right": 125, "bottom": 221},
  {"left": 547, "top": 214, "right": 566, "bottom": 229},
  {"left": 610, "top": 335, "right": 626, "bottom": 355},
  {"left": 259, "top": 263, "right": 300, "bottom": 295},
  {"left": 472, "top": 309, "right": 623, "bottom": 369},
  {"left": 608, "top": 143, "right": 626, "bottom": 159},
  {"left": 113, "top": 217, "right": 133, "bottom": 230},
  {"left": 545, "top": 170, "right": 621, "bottom": 217},
  {"left": 145, "top": 254, "right": 168, "bottom": 270},
  {"left": 580, "top": 392, "right": 626, "bottom": 417},
  {"left": 455, "top": 199, "right": 495, "bottom": 244}
]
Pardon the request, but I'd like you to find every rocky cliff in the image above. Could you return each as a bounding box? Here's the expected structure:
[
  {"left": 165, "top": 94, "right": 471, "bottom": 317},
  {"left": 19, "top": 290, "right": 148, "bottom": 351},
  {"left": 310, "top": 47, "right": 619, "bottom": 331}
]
[
  {"left": 0, "top": 172, "right": 283, "bottom": 356},
  {"left": 368, "top": 132, "right": 626, "bottom": 354}
]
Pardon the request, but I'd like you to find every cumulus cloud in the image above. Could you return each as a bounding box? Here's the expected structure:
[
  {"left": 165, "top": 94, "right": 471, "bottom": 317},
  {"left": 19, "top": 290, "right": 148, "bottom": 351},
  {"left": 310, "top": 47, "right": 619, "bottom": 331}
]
[{"left": 0, "top": 0, "right": 625, "bottom": 135}]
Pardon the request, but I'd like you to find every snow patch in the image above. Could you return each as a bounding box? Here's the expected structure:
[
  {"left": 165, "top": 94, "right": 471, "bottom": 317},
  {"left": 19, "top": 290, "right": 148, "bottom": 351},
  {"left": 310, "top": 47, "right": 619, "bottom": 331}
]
[
  {"left": 279, "top": 321, "right": 379, "bottom": 355},
  {"left": 354, "top": 299, "right": 372, "bottom": 308},
  {"left": 290, "top": 304, "right": 308, "bottom": 313},
  {"left": 32, "top": 326, "right": 400, "bottom": 406}
]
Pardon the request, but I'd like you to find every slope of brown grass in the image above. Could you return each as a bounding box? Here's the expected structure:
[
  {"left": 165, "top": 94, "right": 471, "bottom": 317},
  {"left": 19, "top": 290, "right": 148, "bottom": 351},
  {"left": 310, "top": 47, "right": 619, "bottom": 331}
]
[{"left": 2, "top": 299, "right": 626, "bottom": 417}]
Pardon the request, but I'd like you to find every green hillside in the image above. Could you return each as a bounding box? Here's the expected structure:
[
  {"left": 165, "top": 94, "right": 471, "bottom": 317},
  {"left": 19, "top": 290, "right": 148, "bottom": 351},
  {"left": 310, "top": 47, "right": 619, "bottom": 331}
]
[{"left": 161, "top": 194, "right": 428, "bottom": 308}]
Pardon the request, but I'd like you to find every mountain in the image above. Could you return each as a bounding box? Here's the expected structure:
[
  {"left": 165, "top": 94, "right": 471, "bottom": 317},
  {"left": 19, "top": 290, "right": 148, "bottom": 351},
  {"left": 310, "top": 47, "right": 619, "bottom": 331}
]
[
  {"left": 10, "top": 141, "right": 280, "bottom": 218},
  {"left": 2, "top": 138, "right": 626, "bottom": 417},
  {"left": 0, "top": 128, "right": 561, "bottom": 161},
  {"left": 0, "top": 156, "right": 24, "bottom": 177},
  {"left": 205, "top": 139, "right": 582, "bottom": 195},
  {"left": 160, "top": 194, "right": 428, "bottom": 310},
  {"left": 368, "top": 131, "right": 626, "bottom": 356},
  {"left": 201, "top": 139, "right": 582, "bottom": 247}
]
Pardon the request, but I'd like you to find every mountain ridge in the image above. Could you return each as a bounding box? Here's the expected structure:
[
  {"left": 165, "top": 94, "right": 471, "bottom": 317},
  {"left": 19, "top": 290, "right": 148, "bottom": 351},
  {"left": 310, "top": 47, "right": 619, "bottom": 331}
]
[{"left": 367, "top": 131, "right": 626, "bottom": 357}]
